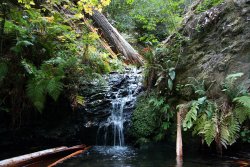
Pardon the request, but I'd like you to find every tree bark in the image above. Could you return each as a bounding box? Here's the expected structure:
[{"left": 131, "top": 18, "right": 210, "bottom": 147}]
[
  {"left": 91, "top": 10, "right": 144, "bottom": 66},
  {"left": 83, "top": 17, "right": 117, "bottom": 59},
  {"left": 0, "top": 145, "right": 86, "bottom": 167}
]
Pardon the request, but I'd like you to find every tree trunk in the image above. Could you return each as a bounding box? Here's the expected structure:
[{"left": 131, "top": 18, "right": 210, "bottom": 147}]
[
  {"left": 0, "top": 145, "right": 87, "bottom": 167},
  {"left": 91, "top": 10, "right": 144, "bottom": 66},
  {"left": 176, "top": 111, "right": 183, "bottom": 157},
  {"left": 83, "top": 17, "right": 117, "bottom": 59}
]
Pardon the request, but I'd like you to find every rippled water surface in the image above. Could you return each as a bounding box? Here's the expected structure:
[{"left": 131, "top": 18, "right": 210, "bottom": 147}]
[{"left": 58, "top": 144, "right": 250, "bottom": 167}]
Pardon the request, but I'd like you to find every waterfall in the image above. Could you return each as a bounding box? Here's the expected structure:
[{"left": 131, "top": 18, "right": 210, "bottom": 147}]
[{"left": 96, "top": 68, "right": 142, "bottom": 146}]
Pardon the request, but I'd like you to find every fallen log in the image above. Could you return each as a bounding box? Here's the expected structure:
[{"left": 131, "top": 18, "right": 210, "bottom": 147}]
[
  {"left": 48, "top": 146, "right": 91, "bottom": 167},
  {"left": 83, "top": 17, "right": 117, "bottom": 59},
  {"left": 91, "top": 10, "right": 144, "bottom": 66},
  {"left": 0, "top": 145, "right": 86, "bottom": 167}
]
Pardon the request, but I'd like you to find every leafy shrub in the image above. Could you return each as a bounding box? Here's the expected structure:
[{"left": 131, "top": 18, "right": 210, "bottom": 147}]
[
  {"left": 196, "top": 0, "right": 224, "bottom": 14},
  {"left": 130, "top": 93, "right": 173, "bottom": 143},
  {"left": 106, "top": 0, "right": 185, "bottom": 45}
]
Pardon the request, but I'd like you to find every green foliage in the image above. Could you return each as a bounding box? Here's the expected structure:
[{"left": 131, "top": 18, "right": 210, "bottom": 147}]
[
  {"left": 233, "top": 96, "right": 250, "bottom": 109},
  {"left": 185, "top": 77, "right": 206, "bottom": 97},
  {"left": 22, "top": 60, "right": 64, "bottom": 112},
  {"left": 146, "top": 47, "right": 177, "bottom": 93},
  {"left": 181, "top": 73, "right": 250, "bottom": 150},
  {"left": 132, "top": 0, "right": 184, "bottom": 44},
  {"left": 222, "top": 73, "right": 246, "bottom": 100},
  {"left": 0, "top": 62, "right": 8, "bottom": 82},
  {"left": 106, "top": 0, "right": 185, "bottom": 44},
  {"left": 182, "top": 101, "right": 199, "bottom": 130},
  {"left": 240, "top": 129, "right": 250, "bottom": 143},
  {"left": 186, "top": 100, "right": 241, "bottom": 147},
  {"left": 233, "top": 96, "right": 250, "bottom": 124},
  {"left": 131, "top": 93, "right": 173, "bottom": 143},
  {"left": 0, "top": 0, "right": 126, "bottom": 125},
  {"left": 202, "top": 116, "right": 216, "bottom": 146},
  {"left": 196, "top": 0, "right": 224, "bottom": 14}
]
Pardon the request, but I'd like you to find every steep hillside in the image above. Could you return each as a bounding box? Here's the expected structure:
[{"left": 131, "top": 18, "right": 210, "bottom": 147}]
[{"left": 166, "top": 0, "right": 250, "bottom": 99}]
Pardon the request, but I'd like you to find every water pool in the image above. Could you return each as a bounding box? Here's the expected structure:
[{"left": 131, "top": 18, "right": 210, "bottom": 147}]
[{"left": 57, "top": 144, "right": 250, "bottom": 167}]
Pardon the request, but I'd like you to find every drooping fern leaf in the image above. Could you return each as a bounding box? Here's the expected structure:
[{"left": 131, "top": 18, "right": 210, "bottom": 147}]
[
  {"left": 26, "top": 78, "right": 46, "bottom": 112},
  {"left": 220, "top": 123, "right": 230, "bottom": 148},
  {"left": 24, "top": 61, "right": 64, "bottom": 112},
  {"left": 193, "top": 114, "right": 207, "bottom": 135},
  {"left": 227, "top": 116, "right": 240, "bottom": 145},
  {"left": 183, "top": 101, "right": 199, "bottom": 131},
  {"left": 203, "top": 118, "right": 216, "bottom": 146},
  {"left": 21, "top": 60, "right": 37, "bottom": 75},
  {"left": 234, "top": 105, "right": 250, "bottom": 124},
  {"left": 222, "top": 73, "right": 244, "bottom": 99},
  {"left": 185, "top": 77, "right": 206, "bottom": 96},
  {"left": 233, "top": 96, "right": 250, "bottom": 109},
  {"left": 47, "top": 77, "right": 63, "bottom": 101}
]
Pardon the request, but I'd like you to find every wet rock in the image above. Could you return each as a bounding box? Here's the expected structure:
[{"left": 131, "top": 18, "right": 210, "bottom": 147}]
[{"left": 79, "top": 68, "right": 143, "bottom": 145}]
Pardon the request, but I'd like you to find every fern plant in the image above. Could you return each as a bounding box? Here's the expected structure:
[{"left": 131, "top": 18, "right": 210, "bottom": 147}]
[
  {"left": 233, "top": 95, "right": 250, "bottom": 123},
  {"left": 185, "top": 77, "right": 206, "bottom": 97},
  {"left": 190, "top": 103, "right": 241, "bottom": 148},
  {"left": 222, "top": 72, "right": 245, "bottom": 100},
  {"left": 22, "top": 59, "right": 64, "bottom": 112},
  {"left": 182, "top": 101, "right": 199, "bottom": 130},
  {"left": 181, "top": 72, "right": 250, "bottom": 152}
]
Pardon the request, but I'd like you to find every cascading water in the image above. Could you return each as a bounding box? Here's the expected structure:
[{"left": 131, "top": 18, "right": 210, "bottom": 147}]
[{"left": 96, "top": 68, "right": 142, "bottom": 146}]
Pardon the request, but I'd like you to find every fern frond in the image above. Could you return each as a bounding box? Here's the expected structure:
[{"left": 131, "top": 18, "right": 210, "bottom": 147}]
[
  {"left": 193, "top": 114, "right": 207, "bottom": 135},
  {"left": 233, "top": 96, "right": 250, "bottom": 109},
  {"left": 220, "top": 124, "right": 230, "bottom": 148},
  {"left": 234, "top": 105, "right": 250, "bottom": 124},
  {"left": 149, "top": 97, "right": 164, "bottom": 109},
  {"left": 222, "top": 73, "right": 245, "bottom": 99},
  {"left": 21, "top": 60, "right": 37, "bottom": 75},
  {"left": 183, "top": 101, "right": 199, "bottom": 130},
  {"left": 227, "top": 116, "right": 240, "bottom": 145},
  {"left": 27, "top": 79, "right": 46, "bottom": 112},
  {"left": 225, "top": 73, "right": 244, "bottom": 82},
  {"left": 203, "top": 118, "right": 216, "bottom": 146},
  {"left": 45, "top": 57, "right": 66, "bottom": 65},
  {"left": 47, "top": 78, "right": 63, "bottom": 101}
]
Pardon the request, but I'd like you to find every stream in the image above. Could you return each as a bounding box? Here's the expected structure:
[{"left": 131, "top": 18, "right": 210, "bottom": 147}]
[{"left": 57, "top": 144, "right": 250, "bottom": 167}]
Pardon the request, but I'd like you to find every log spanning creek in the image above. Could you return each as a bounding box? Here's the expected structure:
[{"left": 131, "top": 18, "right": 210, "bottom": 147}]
[{"left": 0, "top": 69, "right": 249, "bottom": 167}]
